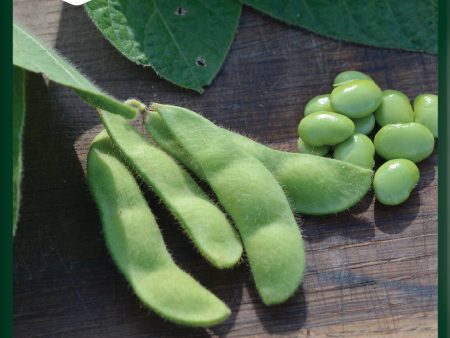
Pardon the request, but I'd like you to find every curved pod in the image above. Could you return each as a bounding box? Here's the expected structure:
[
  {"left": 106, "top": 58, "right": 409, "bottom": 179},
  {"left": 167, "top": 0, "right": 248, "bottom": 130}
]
[
  {"left": 100, "top": 111, "right": 242, "bottom": 269},
  {"left": 150, "top": 104, "right": 306, "bottom": 305},
  {"left": 146, "top": 111, "right": 373, "bottom": 215},
  {"left": 87, "top": 131, "right": 230, "bottom": 327}
]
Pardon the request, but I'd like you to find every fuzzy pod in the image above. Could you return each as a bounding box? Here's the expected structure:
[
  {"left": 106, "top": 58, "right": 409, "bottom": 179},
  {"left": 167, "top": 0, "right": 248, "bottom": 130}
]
[
  {"left": 145, "top": 110, "right": 373, "bottom": 216},
  {"left": 87, "top": 131, "right": 230, "bottom": 327},
  {"left": 100, "top": 110, "right": 242, "bottom": 269},
  {"left": 149, "top": 104, "right": 306, "bottom": 306}
]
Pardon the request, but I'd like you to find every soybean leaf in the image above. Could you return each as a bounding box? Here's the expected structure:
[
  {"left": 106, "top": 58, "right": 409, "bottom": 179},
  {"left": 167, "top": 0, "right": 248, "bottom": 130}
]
[
  {"left": 13, "top": 67, "right": 26, "bottom": 236},
  {"left": 241, "top": 0, "right": 437, "bottom": 53},
  {"left": 84, "top": 0, "right": 242, "bottom": 93},
  {"left": 13, "top": 23, "right": 137, "bottom": 119}
]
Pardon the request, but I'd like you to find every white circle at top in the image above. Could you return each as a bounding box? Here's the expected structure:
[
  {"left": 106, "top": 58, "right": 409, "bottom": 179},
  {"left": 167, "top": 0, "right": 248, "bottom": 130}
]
[{"left": 62, "top": 0, "right": 92, "bottom": 5}]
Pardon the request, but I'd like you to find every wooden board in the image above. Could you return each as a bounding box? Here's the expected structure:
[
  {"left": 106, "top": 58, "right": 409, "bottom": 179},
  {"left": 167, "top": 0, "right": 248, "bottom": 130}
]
[{"left": 13, "top": 1, "right": 438, "bottom": 337}]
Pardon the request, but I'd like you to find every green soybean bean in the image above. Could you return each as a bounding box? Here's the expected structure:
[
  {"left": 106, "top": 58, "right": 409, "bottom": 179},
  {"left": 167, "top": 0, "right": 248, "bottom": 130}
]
[
  {"left": 352, "top": 114, "right": 375, "bottom": 135},
  {"left": 374, "top": 122, "right": 435, "bottom": 163},
  {"left": 374, "top": 90, "right": 414, "bottom": 126},
  {"left": 298, "top": 111, "right": 355, "bottom": 146},
  {"left": 146, "top": 108, "right": 373, "bottom": 216},
  {"left": 414, "top": 94, "right": 438, "bottom": 137},
  {"left": 304, "top": 94, "right": 333, "bottom": 116},
  {"left": 331, "top": 79, "right": 382, "bottom": 118},
  {"left": 297, "top": 138, "right": 329, "bottom": 156},
  {"left": 100, "top": 111, "right": 242, "bottom": 269},
  {"left": 373, "top": 159, "right": 420, "bottom": 206},
  {"left": 333, "top": 133, "right": 375, "bottom": 169},
  {"left": 87, "top": 131, "right": 230, "bottom": 327},
  {"left": 150, "top": 103, "right": 305, "bottom": 306},
  {"left": 333, "top": 70, "right": 373, "bottom": 87}
]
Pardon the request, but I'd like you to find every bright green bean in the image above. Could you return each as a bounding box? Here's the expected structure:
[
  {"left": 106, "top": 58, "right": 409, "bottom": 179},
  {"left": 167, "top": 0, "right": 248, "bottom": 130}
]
[
  {"left": 100, "top": 111, "right": 242, "bottom": 269},
  {"left": 333, "top": 133, "right": 375, "bottom": 169},
  {"left": 304, "top": 94, "right": 333, "bottom": 116},
  {"left": 414, "top": 94, "right": 438, "bottom": 138},
  {"left": 330, "top": 79, "right": 382, "bottom": 118},
  {"left": 149, "top": 103, "right": 305, "bottom": 306},
  {"left": 298, "top": 111, "right": 355, "bottom": 146},
  {"left": 374, "top": 122, "right": 435, "bottom": 163},
  {"left": 145, "top": 107, "right": 373, "bottom": 216},
  {"left": 87, "top": 131, "right": 230, "bottom": 327},
  {"left": 333, "top": 70, "right": 373, "bottom": 87},
  {"left": 297, "top": 138, "right": 329, "bottom": 156},
  {"left": 374, "top": 90, "right": 414, "bottom": 126},
  {"left": 373, "top": 159, "right": 420, "bottom": 206},
  {"left": 352, "top": 114, "right": 375, "bottom": 135}
]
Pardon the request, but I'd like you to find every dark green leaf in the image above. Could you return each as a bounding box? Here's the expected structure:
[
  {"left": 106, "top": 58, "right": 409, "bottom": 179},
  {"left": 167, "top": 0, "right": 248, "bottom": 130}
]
[
  {"left": 242, "top": 0, "right": 437, "bottom": 53},
  {"left": 13, "top": 23, "right": 137, "bottom": 119},
  {"left": 85, "top": 0, "right": 242, "bottom": 93},
  {"left": 13, "top": 66, "right": 26, "bottom": 236}
]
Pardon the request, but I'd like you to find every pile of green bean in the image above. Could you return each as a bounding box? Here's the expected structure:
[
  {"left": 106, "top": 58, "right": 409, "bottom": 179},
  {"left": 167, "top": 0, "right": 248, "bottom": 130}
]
[
  {"left": 87, "top": 98, "right": 376, "bottom": 326},
  {"left": 298, "top": 70, "right": 437, "bottom": 206}
]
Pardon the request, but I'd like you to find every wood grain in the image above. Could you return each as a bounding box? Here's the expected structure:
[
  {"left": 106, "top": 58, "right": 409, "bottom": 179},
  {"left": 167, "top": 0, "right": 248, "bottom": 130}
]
[{"left": 13, "top": 1, "right": 438, "bottom": 337}]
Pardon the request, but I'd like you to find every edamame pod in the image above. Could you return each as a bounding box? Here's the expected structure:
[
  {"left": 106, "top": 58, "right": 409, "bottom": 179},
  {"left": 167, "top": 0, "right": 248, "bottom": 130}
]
[
  {"left": 150, "top": 104, "right": 305, "bottom": 306},
  {"left": 298, "top": 111, "right": 355, "bottom": 146},
  {"left": 352, "top": 114, "right": 375, "bottom": 135},
  {"left": 374, "top": 90, "right": 414, "bottom": 126},
  {"left": 374, "top": 159, "right": 420, "bottom": 206},
  {"left": 330, "top": 79, "right": 382, "bottom": 118},
  {"left": 297, "top": 138, "right": 329, "bottom": 156},
  {"left": 145, "top": 107, "right": 373, "bottom": 216},
  {"left": 333, "top": 134, "right": 375, "bottom": 169},
  {"left": 100, "top": 111, "right": 243, "bottom": 269},
  {"left": 304, "top": 94, "right": 333, "bottom": 116},
  {"left": 333, "top": 70, "right": 373, "bottom": 87},
  {"left": 414, "top": 94, "right": 438, "bottom": 138},
  {"left": 374, "top": 122, "right": 435, "bottom": 163},
  {"left": 87, "top": 131, "right": 230, "bottom": 327}
]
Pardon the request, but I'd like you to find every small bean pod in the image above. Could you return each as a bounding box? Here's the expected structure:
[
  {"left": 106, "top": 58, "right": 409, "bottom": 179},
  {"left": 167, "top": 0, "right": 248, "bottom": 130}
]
[
  {"left": 374, "top": 122, "right": 435, "bottom": 163},
  {"left": 374, "top": 159, "right": 420, "bottom": 205},
  {"left": 146, "top": 108, "right": 373, "bottom": 216},
  {"left": 87, "top": 131, "right": 230, "bottom": 327},
  {"left": 100, "top": 111, "right": 243, "bottom": 269},
  {"left": 149, "top": 104, "right": 306, "bottom": 306}
]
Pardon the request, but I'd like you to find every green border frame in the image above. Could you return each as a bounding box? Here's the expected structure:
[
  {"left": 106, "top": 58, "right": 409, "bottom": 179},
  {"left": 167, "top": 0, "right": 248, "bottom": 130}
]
[
  {"left": 2, "top": 0, "right": 12, "bottom": 337},
  {"left": 438, "top": 0, "right": 449, "bottom": 337}
]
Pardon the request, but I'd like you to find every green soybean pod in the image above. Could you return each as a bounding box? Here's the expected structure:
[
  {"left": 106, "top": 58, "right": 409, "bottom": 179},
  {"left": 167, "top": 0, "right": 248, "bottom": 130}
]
[
  {"left": 330, "top": 79, "right": 382, "bottom": 118},
  {"left": 414, "top": 94, "right": 438, "bottom": 137},
  {"left": 100, "top": 111, "right": 242, "bottom": 269},
  {"left": 333, "top": 70, "right": 373, "bottom": 87},
  {"left": 304, "top": 94, "right": 333, "bottom": 116},
  {"left": 297, "top": 138, "right": 329, "bottom": 156},
  {"left": 374, "top": 159, "right": 420, "bottom": 205},
  {"left": 374, "top": 90, "right": 414, "bottom": 126},
  {"left": 145, "top": 108, "right": 373, "bottom": 216},
  {"left": 87, "top": 131, "right": 230, "bottom": 327},
  {"left": 150, "top": 103, "right": 305, "bottom": 306},
  {"left": 333, "top": 133, "right": 375, "bottom": 169},
  {"left": 374, "top": 122, "right": 435, "bottom": 163},
  {"left": 298, "top": 111, "right": 355, "bottom": 146},
  {"left": 352, "top": 114, "right": 375, "bottom": 135}
]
